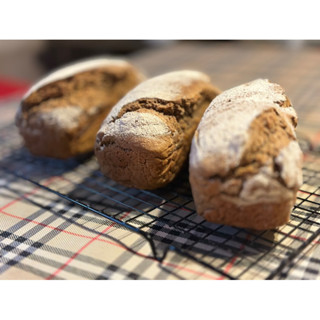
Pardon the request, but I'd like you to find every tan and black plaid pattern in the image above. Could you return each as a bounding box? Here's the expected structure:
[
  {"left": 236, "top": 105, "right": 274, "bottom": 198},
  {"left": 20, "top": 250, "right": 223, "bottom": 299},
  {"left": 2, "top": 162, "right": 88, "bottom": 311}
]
[{"left": 0, "top": 41, "right": 319, "bottom": 279}]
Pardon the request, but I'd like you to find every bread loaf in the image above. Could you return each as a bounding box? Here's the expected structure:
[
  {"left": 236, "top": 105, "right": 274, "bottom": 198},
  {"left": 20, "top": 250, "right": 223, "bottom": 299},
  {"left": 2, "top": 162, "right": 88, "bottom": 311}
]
[
  {"left": 15, "top": 57, "right": 144, "bottom": 159},
  {"left": 189, "top": 79, "right": 303, "bottom": 230},
  {"left": 95, "top": 70, "right": 221, "bottom": 189}
]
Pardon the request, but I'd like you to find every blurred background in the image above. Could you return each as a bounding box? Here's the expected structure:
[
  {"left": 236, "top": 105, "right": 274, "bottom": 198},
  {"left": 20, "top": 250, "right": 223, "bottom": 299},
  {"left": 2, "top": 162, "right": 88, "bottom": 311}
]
[
  {"left": 0, "top": 40, "right": 318, "bottom": 82},
  {"left": 0, "top": 40, "right": 319, "bottom": 145}
]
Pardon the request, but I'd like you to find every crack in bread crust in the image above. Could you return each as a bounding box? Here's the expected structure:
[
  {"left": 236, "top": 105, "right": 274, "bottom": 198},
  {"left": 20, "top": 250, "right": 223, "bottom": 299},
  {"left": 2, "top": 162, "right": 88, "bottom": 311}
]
[
  {"left": 22, "top": 67, "right": 137, "bottom": 110},
  {"left": 16, "top": 65, "right": 143, "bottom": 159},
  {"left": 112, "top": 98, "right": 193, "bottom": 122},
  {"left": 235, "top": 108, "right": 295, "bottom": 178},
  {"left": 206, "top": 108, "right": 297, "bottom": 197},
  {"left": 96, "top": 73, "right": 220, "bottom": 190},
  {"left": 189, "top": 79, "right": 303, "bottom": 230},
  {"left": 96, "top": 94, "right": 214, "bottom": 189}
]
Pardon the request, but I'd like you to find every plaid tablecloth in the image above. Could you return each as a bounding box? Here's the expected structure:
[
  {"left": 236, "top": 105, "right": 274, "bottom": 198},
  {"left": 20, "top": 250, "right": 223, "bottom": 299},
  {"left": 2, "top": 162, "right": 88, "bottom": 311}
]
[{"left": 0, "top": 41, "right": 319, "bottom": 280}]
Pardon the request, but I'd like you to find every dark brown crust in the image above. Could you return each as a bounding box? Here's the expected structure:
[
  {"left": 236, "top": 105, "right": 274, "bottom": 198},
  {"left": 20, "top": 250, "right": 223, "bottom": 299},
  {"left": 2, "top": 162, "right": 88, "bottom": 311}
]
[
  {"left": 201, "top": 197, "right": 295, "bottom": 230},
  {"left": 189, "top": 167, "right": 297, "bottom": 230},
  {"left": 191, "top": 109, "right": 298, "bottom": 199},
  {"left": 95, "top": 81, "right": 220, "bottom": 190},
  {"left": 22, "top": 66, "right": 138, "bottom": 110},
  {"left": 16, "top": 64, "right": 143, "bottom": 159},
  {"left": 98, "top": 109, "right": 182, "bottom": 189},
  {"left": 230, "top": 108, "right": 296, "bottom": 184}
]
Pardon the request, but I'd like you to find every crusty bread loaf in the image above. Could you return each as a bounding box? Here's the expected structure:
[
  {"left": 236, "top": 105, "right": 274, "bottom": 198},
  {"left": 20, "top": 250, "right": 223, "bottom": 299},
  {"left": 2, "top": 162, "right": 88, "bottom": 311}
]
[
  {"left": 189, "top": 79, "right": 303, "bottom": 230},
  {"left": 15, "top": 57, "right": 144, "bottom": 159},
  {"left": 95, "top": 70, "right": 221, "bottom": 189}
]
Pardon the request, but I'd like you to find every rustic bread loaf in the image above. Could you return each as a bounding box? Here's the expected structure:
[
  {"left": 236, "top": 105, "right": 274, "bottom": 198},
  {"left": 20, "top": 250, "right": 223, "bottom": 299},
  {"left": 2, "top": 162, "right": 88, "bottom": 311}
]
[
  {"left": 15, "top": 57, "right": 144, "bottom": 159},
  {"left": 189, "top": 79, "right": 303, "bottom": 230},
  {"left": 95, "top": 70, "right": 221, "bottom": 189}
]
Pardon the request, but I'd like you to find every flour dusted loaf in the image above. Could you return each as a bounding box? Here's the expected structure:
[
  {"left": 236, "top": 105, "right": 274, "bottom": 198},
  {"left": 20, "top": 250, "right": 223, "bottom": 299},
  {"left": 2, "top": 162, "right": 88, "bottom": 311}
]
[
  {"left": 95, "top": 70, "right": 221, "bottom": 189},
  {"left": 189, "top": 79, "right": 303, "bottom": 230},
  {"left": 15, "top": 57, "right": 144, "bottom": 159}
]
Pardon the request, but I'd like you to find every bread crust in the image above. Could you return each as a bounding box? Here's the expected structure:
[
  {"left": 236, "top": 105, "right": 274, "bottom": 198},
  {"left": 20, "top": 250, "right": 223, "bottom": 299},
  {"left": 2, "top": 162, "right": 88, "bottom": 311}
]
[
  {"left": 201, "top": 197, "right": 295, "bottom": 231},
  {"left": 95, "top": 70, "right": 221, "bottom": 189},
  {"left": 15, "top": 58, "right": 144, "bottom": 159},
  {"left": 189, "top": 79, "right": 303, "bottom": 230}
]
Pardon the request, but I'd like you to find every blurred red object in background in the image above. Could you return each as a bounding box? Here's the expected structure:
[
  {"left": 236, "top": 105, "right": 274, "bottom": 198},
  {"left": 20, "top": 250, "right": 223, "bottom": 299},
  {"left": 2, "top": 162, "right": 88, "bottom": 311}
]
[{"left": 0, "top": 78, "right": 29, "bottom": 100}]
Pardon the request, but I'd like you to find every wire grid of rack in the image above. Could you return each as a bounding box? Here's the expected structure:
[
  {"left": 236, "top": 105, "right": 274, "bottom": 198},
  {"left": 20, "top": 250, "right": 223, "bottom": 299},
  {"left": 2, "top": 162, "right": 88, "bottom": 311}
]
[{"left": 0, "top": 122, "right": 320, "bottom": 280}]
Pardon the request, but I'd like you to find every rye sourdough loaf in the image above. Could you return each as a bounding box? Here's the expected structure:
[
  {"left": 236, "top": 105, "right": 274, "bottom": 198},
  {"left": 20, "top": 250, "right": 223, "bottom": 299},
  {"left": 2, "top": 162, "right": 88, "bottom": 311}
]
[
  {"left": 189, "top": 79, "right": 303, "bottom": 230},
  {"left": 95, "top": 70, "right": 221, "bottom": 189},
  {"left": 15, "top": 57, "right": 144, "bottom": 159}
]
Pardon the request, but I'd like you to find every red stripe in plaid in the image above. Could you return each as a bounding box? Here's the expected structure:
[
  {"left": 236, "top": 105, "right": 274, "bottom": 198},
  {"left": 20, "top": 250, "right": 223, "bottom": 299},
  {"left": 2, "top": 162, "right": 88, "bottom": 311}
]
[
  {"left": 285, "top": 233, "right": 320, "bottom": 244},
  {"left": 162, "top": 262, "right": 219, "bottom": 279},
  {"left": 0, "top": 209, "right": 123, "bottom": 246},
  {"left": 298, "top": 190, "right": 313, "bottom": 195},
  {"left": 222, "top": 256, "right": 238, "bottom": 275},
  {"left": 0, "top": 176, "right": 58, "bottom": 212},
  {"left": 218, "top": 231, "right": 320, "bottom": 280},
  {"left": 0, "top": 176, "right": 221, "bottom": 279},
  {"left": 0, "top": 208, "right": 219, "bottom": 279},
  {"left": 217, "top": 234, "right": 252, "bottom": 280},
  {"left": 46, "top": 211, "right": 131, "bottom": 280}
]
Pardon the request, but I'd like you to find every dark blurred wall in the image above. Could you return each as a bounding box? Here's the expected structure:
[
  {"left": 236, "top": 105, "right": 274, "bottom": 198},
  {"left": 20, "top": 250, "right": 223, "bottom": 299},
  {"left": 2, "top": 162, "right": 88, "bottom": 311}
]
[
  {"left": 0, "top": 40, "right": 45, "bottom": 81},
  {"left": 0, "top": 40, "right": 170, "bottom": 82},
  {"left": 38, "top": 40, "right": 151, "bottom": 71},
  {"left": 0, "top": 40, "right": 317, "bottom": 83}
]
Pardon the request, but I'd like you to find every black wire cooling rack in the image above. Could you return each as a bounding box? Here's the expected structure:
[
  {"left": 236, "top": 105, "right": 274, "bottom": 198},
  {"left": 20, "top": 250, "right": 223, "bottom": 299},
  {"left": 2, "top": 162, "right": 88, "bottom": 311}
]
[{"left": 1, "top": 122, "right": 320, "bottom": 280}]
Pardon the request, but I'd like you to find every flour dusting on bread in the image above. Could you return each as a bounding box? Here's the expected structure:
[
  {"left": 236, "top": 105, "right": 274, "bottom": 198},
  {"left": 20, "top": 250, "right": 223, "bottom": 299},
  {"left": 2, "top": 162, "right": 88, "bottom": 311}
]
[
  {"left": 37, "top": 106, "right": 83, "bottom": 130},
  {"left": 191, "top": 79, "right": 298, "bottom": 178},
  {"left": 189, "top": 78, "right": 303, "bottom": 230},
  {"left": 23, "top": 58, "right": 131, "bottom": 98},
  {"left": 95, "top": 70, "right": 220, "bottom": 190},
  {"left": 105, "top": 70, "right": 211, "bottom": 123},
  {"left": 105, "top": 112, "right": 170, "bottom": 138},
  {"left": 16, "top": 58, "right": 144, "bottom": 159}
]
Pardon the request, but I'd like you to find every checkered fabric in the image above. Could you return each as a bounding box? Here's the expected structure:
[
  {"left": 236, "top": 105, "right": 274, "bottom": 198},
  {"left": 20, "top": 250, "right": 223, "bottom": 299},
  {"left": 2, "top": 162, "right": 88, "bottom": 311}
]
[{"left": 0, "top": 41, "right": 320, "bottom": 280}]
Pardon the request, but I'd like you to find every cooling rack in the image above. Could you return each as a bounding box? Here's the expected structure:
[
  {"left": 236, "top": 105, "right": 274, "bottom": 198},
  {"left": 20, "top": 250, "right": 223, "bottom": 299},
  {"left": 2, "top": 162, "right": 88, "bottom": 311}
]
[{"left": 0, "top": 122, "right": 319, "bottom": 280}]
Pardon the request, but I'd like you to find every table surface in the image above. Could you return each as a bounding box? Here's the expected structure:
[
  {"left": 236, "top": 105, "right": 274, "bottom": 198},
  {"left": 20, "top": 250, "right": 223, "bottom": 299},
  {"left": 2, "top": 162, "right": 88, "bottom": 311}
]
[{"left": 0, "top": 41, "right": 320, "bottom": 280}]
